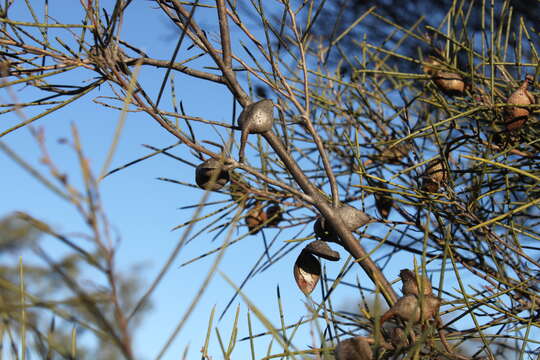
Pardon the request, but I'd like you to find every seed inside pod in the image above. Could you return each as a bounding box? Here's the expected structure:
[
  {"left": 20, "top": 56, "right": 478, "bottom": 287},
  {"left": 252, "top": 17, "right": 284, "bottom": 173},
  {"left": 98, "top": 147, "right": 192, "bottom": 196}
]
[
  {"left": 246, "top": 205, "right": 267, "bottom": 234},
  {"left": 265, "top": 204, "right": 283, "bottom": 227},
  {"left": 303, "top": 240, "right": 340, "bottom": 261},
  {"left": 238, "top": 99, "right": 274, "bottom": 162},
  {"left": 314, "top": 204, "right": 372, "bottom": 243},
  {"left": 504, "top": 75, "right": 535, "bottom": 131},
  {"left": 422, "top": 158, "right": 448, "bottom": 193},
  {"left": 293, "top": 251, "right": 321, "bottom": 295},
  {"left": 195, "top": 158, "right": 230, "bottom": 191},
  {"left": 380, "top": 294, "right": 441, "bottom": 324},
  {"left": 400, "top": 269, "right": 432, "bottom": 296},
  {"left": 335, "top": 336, "right": 373, "bottom": 360}
]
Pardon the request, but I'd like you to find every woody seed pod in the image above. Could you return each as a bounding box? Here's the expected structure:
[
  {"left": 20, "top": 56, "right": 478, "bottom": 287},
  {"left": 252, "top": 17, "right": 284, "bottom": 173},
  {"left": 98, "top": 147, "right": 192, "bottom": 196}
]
[
  {"left": 314, "top": 204, "right": 372, "bottom": 243},
  {"left": 422, "top": 158, "right": 448, "bottom": 193},
  {"left": 424, "top": 57, "right": 465, "bottom": 96},
  {"left": 400, "top": 269, "right": 432, "bottom": 296},
  {"left": 380, "top": 294, "right": 441, "bottom": 324},
  {"left": 265, "top": 204, "right": 283, "bottom": 227},
  {"left": 293, "top": 251, "right": 321, "bottom": 295},
  {"left": 238, "top": 99, "right": 274, "bottom": 162},
  {"left": 374, "top": 182, "right": 393, "bottom": 219},
  {"left": 335, "top": 337, "right": 373, "bottom": 360},
  {"left": 246, "top": 205, "right": 267, "bottom": 234},
  {"left": 195, "top": 158, "right": 230, "bottom": 191},
  {"left": 377, "top": 143, "right": 410, "bottom": 164},
  {"left": 504, "top": 75, "right": 535, "bottom": 131},
  {"left": 304, "top": 240, "right": 340, "bottom": 261}
]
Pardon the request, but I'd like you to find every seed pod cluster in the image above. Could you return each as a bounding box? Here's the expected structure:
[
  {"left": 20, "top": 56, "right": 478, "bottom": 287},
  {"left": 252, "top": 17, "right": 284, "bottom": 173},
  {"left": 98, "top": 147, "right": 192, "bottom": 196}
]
[
  {"left": 422, "top": 158, "right": 448, "bottom": 193},
  {"left": 334, "top": 336, "right": 373, "bottom": 360},
  {"left": 245, "top": 203, "right": 283, "bottom": 234},
  {"left": 381, "top": 268, "right": 440, "bottom": 325},
  {"left": 504, "top": 75, "right": 535, "bottom": 131},
  {"left": 238, "top": 99, "right": 274, "bottom": 162},
  {"left": 423, "top": 56, "right": 465, "bottom": 96},
  {"left": 195, "top": 158, "right": 230, "bottom": 191},
  {"left": 314, "top": 204, "right": 371, "bottom": 243}
]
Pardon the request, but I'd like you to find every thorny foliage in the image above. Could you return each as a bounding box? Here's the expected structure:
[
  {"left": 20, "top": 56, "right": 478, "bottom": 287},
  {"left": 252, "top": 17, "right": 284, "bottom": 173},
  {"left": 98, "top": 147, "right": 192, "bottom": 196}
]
[{"left": 0, "top": 0, "right": 539, "bottom": 359}]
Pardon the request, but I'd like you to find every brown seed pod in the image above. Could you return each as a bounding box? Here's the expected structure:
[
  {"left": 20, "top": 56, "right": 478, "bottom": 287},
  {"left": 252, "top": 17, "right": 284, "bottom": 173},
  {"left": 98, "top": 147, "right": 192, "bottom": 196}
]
[
  {"left": 238, "top": 99, "right": 274, "bottom": 162},
  {"left": 373, "top": 182, "right": 393, "bottom": 219},
  {"left": 380, "top": 294, "right": 441, "bottom": 324},
  {"left": 293, "top": 251, "right": 321, "bottom": 295},
  {"left": 335, "top": 336, "right": 373, "bottom": 360},
  {"left": 314, "top": 204, "right": 372, "bottom": 243},
  {"left": 422, "top": 158, "right": 448, "bottom": 193},
  {"left": 504, "top": 75, "right": 535, "bottom": 131},
  {"left": 195, "top": 158, "right": 230, "bottom": 191},
  {"left": 303, "top": 240, "right": 340, "bottom": 261},
  {"left": 265, "top": 204, "right": 283, "bottom": 227},
  {"left": 400, "top": 269, "right": 432, "bottom": 296},
  {"left": 424, "top": 57, "right": 465, "bottom": 96},
  {"left": 245, "top": 204, "right": 267, "bottom": 234}
]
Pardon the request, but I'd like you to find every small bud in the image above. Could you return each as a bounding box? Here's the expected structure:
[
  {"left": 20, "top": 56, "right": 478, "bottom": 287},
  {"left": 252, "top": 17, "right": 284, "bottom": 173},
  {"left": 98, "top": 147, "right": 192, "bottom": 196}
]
[
  {"left": 304, "top": 240, "right": 340, "bottom": 261},
  {"left": 293, "top": 251, "right": 321, "bottom": 295},
  {"left": 195, "top": 158, "right": 230, "bottom": 191}
]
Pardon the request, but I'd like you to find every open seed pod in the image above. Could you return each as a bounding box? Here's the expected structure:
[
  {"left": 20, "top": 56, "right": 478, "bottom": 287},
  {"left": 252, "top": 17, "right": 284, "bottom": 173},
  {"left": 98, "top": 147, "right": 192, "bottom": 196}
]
[
  {"left": 422, "top": 158, "right": 448, "bottom": 193},
  {"left": 264, "top": 204, "right": 283, "bottom": 227},
  {"left": 314, "top": 204, "right": 372, "bottom": 243},
  {"left": 380, "top": 294, "right": 441, "bottom": 325},
  {"left": 423, "top": 57, "right": 465, "bottom": 96},
  {"left": 293, "top": 251, "right": 321, "bottom": 295},
  {"left": 335, "top": 336, "right": 373, "bottom": 360},
  {"left": 504, "top": 75, "right": 535, "bottom": 131},
  {"left": 400, "top": 269, "right": 432, "bottom": 296},
  {"left": 246, "top": 204, "right": 267, "bottom": 234},
  {"left": 238, "top": 99, "right": 274, "bottom": 162},
  {"left": 195, "top": 158, "right": 230, "bottom": 191},
  {"left": 304, "top": 240, "right": 340, "bottom": 261},
  {"left": 374, "top": 182, "right": 393, "bottom": 219}
]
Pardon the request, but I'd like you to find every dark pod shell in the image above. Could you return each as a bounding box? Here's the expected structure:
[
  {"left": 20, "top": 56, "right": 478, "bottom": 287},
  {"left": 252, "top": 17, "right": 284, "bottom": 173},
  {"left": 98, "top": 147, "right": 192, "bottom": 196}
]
[
  {"left": 293, "top": 251, "right": 321, "bottom": 295},
  {"left": 304, "top": 240, "right": 340, "bottom": 261},
  {"left": 424, "top": 56, "right": 465, "bottom": 96},
  {"left": 265, "top": 204, "right": 283, "bottom": 227},
  {"left": 238, "top": 99, "right": 274, "bottom": 134},
  {"left": 195, "top": 158, "right": 230, "bottom": 191},
  {"left": 335, "top": 337, "right": 373, "bottom": 360},
  {"left": 314, "top": 204, "right": 371, "bottom": 242}
]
